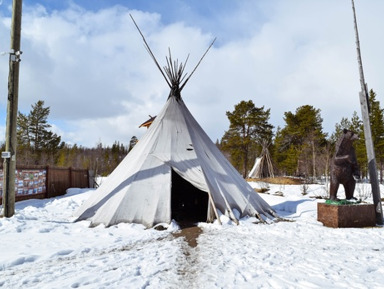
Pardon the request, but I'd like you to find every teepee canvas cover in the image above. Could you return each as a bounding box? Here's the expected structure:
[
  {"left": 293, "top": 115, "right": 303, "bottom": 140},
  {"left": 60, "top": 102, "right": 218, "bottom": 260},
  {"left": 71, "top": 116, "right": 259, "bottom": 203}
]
[
  {"left": 75, "top": 19, "right": 277, "bottom": 227},
  {"left": 75, "top": 93, "right": 277, "bottom": 227},
  {"left": 248, "top": 141, "right": 274, "bottom": 179}
]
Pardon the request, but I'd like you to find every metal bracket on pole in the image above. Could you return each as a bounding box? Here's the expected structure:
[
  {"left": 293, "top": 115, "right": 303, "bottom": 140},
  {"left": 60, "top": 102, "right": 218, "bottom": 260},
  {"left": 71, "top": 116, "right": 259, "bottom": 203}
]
[{"left": 10, "top": 50, "right": 22, "bottom": 62}]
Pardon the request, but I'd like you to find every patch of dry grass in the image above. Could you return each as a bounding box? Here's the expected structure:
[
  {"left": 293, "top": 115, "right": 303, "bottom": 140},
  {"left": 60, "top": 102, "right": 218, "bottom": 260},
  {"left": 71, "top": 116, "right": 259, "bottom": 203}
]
[
  {"left": 247, "top": 177, "right": 304, "bottom": 185},
  {"left": 253, "top": 187, "right": 270, "bottom": 193}
]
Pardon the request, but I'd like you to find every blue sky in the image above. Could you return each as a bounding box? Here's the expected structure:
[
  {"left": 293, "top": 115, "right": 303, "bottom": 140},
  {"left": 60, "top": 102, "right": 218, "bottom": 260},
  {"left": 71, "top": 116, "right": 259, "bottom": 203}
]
[{"left": 0, "top": 0, "right": 383, "bottom": 147}]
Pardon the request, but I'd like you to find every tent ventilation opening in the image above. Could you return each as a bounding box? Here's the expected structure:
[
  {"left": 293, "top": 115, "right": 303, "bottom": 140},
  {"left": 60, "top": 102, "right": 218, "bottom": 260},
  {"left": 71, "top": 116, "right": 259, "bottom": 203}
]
[{"left": 171, "top": 170, "right": 208, "bottom": 228}]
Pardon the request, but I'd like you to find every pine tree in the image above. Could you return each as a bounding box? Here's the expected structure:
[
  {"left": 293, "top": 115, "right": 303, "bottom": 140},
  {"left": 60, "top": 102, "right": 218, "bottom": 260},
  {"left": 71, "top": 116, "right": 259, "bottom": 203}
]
[
  {"left": 128, "top": 136, "right": 138, "bottom": 152},
  {"left": 17, "top": 100, "right": 62, "bottom": 164},
  {"left": 17, "top": 112, "right": 31, "bottom": 148},
  {"left": 221, "top": 100, "right": 273, "bottom": 177},
  {"left": 274, "top": 105, "right": 326, "bottom": 177},
  {"left": 368, "top": 90, "right": 384, "bottom": 182}
]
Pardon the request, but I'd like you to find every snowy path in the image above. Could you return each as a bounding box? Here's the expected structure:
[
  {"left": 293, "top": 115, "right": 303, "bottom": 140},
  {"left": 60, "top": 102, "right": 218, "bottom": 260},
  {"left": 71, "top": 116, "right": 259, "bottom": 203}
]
[
  {"left": 1, "top": 234, "right": 188, "bottom": 288},
  {"left": 1, "top": 185, "right": 384, "bottom": 288}
]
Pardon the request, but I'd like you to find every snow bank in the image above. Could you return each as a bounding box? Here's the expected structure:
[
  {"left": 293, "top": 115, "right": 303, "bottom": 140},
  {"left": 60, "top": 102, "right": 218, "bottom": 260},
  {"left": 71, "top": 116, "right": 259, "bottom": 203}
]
[{"left": 1, "top": 183, "right": 384, "bottom": 288}]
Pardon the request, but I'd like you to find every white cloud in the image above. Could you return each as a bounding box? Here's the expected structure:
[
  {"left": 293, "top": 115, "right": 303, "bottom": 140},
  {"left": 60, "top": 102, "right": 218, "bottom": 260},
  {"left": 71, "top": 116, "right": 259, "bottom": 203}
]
[{"left": 0, "top": 1, "right": 383, "bottom": 147}]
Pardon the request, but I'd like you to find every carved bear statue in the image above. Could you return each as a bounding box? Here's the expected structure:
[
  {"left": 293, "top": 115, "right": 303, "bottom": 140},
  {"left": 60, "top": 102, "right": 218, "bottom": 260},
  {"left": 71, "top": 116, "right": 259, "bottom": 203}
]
[{"left": 329, "top": 129, "right": 360, "bottom": 201}]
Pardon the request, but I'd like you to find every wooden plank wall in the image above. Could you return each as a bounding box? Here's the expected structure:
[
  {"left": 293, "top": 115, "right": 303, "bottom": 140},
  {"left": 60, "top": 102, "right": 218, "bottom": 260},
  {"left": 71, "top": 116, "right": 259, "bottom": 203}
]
[{"left": 0, "top": 166, "right": 91, "bottom": 203}]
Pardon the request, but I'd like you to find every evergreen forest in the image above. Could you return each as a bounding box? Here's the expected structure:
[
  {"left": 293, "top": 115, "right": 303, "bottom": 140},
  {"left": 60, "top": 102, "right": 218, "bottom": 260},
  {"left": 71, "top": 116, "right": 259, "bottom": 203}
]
[{"left": 4, "top": 90, "right": 384, "bottom": 183}]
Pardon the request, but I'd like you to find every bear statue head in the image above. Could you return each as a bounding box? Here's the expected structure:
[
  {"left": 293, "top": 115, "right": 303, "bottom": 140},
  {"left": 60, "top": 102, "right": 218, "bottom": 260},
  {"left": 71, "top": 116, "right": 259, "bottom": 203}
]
[
  {"left": 342, "top": 128, "right": 358, "bottom": 141},
  {"left": 335, "top": 129, "right": 358, "bottom": 156}
]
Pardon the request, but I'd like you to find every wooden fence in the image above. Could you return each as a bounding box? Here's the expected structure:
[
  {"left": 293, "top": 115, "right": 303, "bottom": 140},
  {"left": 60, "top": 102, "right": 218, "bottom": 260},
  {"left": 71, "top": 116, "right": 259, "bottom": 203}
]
[{"left": 0, "top": 166, "right": 93, "bottom": 203}]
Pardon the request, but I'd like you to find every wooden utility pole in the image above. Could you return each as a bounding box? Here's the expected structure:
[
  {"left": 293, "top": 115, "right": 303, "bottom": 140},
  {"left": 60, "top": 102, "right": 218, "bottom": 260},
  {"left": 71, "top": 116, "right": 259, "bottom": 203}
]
[
  {"left": 2, "top": 0, "right": 23, "bottom": 218},
  {"left": 352, "top": 0, "right": 383, "bottom": 225}
]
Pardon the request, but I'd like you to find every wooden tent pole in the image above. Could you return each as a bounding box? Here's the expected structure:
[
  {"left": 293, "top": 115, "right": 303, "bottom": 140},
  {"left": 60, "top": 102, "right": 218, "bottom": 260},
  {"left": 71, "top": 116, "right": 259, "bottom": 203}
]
[{"left": 207, "top": 191, "right": 222, "bottom": 225}]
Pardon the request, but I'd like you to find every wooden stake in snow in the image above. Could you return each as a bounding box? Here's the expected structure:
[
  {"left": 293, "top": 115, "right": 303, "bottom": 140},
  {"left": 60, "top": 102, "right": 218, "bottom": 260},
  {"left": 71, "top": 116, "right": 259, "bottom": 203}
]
[{"left": 351, "top": 0, "right": 383, "bottom": 225}]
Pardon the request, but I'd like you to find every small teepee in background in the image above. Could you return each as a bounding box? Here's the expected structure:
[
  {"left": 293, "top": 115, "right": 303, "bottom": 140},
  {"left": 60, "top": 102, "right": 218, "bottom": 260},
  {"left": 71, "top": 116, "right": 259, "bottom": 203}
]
[{"left": 248, "top": 140, "right": 274, "bottom": 179}]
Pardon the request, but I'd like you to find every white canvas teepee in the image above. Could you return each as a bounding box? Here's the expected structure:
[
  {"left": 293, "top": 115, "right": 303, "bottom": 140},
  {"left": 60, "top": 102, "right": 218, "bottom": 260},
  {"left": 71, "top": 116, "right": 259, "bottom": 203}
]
[
  {"left": 74, "top": 19, "right": 277, "bottom": 227},
  {"left": 248, "top": 141, "right": 274, "bottom": 179}
]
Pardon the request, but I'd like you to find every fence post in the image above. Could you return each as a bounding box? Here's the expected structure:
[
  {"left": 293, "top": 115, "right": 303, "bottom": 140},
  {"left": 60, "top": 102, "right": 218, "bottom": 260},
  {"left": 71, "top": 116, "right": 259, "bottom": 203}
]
[
  {"left": 45, "top": 166, "right": 49, "bottom": 198},
  {"left": 69, "top": 167, "right": 73, "bottom": 188},
  {"left": 88, "top": 169, "right": 92, "bottom": 188}
]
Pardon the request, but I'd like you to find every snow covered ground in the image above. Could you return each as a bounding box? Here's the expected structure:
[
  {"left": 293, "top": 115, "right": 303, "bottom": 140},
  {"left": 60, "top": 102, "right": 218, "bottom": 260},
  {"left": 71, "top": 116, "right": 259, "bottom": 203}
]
[{"left": 1, "top": 182, "right": 384, "bottom": 289}]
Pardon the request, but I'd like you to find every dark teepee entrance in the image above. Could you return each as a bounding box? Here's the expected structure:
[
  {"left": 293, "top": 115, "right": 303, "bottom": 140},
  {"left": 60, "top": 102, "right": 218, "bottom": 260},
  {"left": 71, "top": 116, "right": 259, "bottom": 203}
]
[{"left": 171, "top": 170, "right": 208, "bottom": 225}]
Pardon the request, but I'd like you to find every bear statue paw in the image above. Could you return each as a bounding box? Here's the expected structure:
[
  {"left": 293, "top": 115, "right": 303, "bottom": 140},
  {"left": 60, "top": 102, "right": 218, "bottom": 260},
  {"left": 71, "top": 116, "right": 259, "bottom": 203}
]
[{"left": 346, "top": 197, "right": 358, "bottom": 202}]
